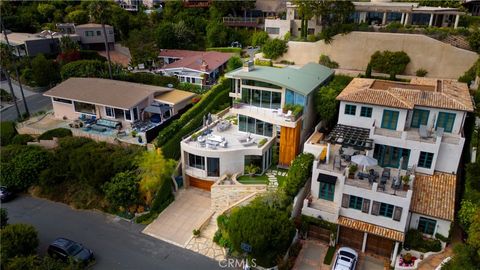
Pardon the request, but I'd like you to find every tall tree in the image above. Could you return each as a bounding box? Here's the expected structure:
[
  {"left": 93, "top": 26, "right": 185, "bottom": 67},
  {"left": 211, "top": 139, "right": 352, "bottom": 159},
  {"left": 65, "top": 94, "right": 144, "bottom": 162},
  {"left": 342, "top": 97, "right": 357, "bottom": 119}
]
[
  {"left": 294, "top": 0, "right": 316, "bottom": 40},
  {"left": 88, "top": 0, "right": 113, "bottom": 79}
]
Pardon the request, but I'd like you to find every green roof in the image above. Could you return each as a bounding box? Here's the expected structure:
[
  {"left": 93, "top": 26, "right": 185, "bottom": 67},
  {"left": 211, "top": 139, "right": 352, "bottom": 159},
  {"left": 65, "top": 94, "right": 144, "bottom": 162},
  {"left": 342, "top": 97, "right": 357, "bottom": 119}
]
[{"left": 225, "top": 62, "right": 334, "bottom": 96}]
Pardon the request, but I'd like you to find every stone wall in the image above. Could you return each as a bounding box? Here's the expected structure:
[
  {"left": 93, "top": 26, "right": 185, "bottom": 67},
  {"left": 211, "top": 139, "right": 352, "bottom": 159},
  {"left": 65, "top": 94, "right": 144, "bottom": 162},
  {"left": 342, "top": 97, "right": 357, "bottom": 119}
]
[
  {"left": 210, "top": 181, "right": 267, "bottom": 212},
  {"left": 277, "top": 32, "right": 478, "bottom": 79}
]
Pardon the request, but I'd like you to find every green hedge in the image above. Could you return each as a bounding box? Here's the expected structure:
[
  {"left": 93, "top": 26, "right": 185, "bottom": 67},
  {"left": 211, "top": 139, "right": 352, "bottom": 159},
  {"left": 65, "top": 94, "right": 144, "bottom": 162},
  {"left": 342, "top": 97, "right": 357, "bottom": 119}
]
[
  {"left": 283, "top": 153, "right": 315, "bottom": 197},
  {"left": 113, "top": 72, "right": 179, "bottom": 88},
  {"left": 38, "top": 128, "right": 72, "bottom": 140},
  {"left": 323, "top": 246, "right": 336, "bottom": 265},
  {"left": 206, "top": 47, "right": 242, "bottom": 54},
  {"left": 405, "top": 229, "right": 442, "bottom": 253},
  {"left": 11, "top": 134, "right": 34, "bottom": 145},
  {"left": 0, "top": 122, "right": 17, "bottom": 146}
]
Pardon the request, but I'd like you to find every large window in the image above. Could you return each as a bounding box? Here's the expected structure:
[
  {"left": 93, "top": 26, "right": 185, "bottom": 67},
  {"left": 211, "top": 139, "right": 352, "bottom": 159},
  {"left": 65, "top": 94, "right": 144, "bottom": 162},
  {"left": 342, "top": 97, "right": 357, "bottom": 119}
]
[
  {"left": 53, "top": 98, "right": 72, "bottom": 104},
  {"left": 418, "top": 217, "right": 436, "bottom": 235},
  {"left": 125, "top": 110, "right": 131, "bottom": 121},
  {"left": 379, "top": 203, "right": 394, "bottom": 218},
  {"left": 188, "top": 153, "right": 205, "bottom": 170},
  {"left": 411, "top": 109, "right": 429, "bottom": 128},
  {"left": 105, "top": 107, "right": 114, "bottom": 117},
  {"left": 360, "top": 106, "right": 372, "bottom": 118},
  {"left": 242, "top": 80, "right": 281, "bottom": 89},
  {"left": 349, "top": 195, "right": 363, "bottom": 210},
  {"left": 241, "top": 88, "right": 281, "bottom": 109},
  {"left": 245, "top": 155, "right": 262, "bottom": 173},
  {"left": 74, "top": 101, "right": 95, "bottom": 114},
  {"left": 285, "top": 89, "right": 305, "bottom": 106},
  {"left": 85, "top": 31, "right": 94, "bottom": 37},
  {"left": 266, "top": 27, "right": 280, "bottom": 35},
  {"left": 436, "top": 112, "right": 455, "bottom": 133},
  {"left": 207, "top": 158, "right": 220, "bottom": 177},
  {"left": 238, "top": 115, "right": 273, "bottom": 137},
  {"left": 344, "top": 104, "right": 356, "bottom": 115},
  {"left": 319, "top": 182, "right": 335, "bottom": 201},
  {"left": 418, "top": 151, "right": 434, "bottom": 169},
  {"left": 381, "top": 110, "right": 399, "bottom": 130}
]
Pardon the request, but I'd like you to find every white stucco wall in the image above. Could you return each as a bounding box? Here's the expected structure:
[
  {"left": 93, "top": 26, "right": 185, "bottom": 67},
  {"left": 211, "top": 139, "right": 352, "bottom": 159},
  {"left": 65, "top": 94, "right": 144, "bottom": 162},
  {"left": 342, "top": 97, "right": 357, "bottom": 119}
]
[{"left": 409, "top": 212, "right": 451, "bottom": 237}]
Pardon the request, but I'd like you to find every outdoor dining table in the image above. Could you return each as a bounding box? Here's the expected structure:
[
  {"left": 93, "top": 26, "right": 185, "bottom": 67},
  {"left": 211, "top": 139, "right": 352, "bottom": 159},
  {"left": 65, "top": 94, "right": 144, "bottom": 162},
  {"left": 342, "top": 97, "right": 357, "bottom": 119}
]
[{"left": 207, "top": 134, "right": 224, "bottom": 143}]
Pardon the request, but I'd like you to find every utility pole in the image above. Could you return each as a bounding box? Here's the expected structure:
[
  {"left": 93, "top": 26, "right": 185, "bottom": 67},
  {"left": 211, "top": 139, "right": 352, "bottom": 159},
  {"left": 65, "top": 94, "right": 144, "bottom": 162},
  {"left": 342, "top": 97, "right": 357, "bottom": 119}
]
[
  {"left": 1, "top": 19, "right": 29, "bottom": 117},
  {"left": 2, "top": 69, "right": 21, "bottom": 119}
]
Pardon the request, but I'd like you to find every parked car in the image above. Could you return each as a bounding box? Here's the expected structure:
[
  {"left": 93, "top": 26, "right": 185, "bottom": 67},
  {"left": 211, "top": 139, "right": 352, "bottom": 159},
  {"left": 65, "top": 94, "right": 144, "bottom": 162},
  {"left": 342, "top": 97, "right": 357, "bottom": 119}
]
[
  {"left": 48, "top": 238, "right": 94, "bottom": 264},
  {"left": 332, "top": 247, "right": 358, "bottom": 270},
  {"left": 0, "top": 186, "right": 15, "bottom": 202}
]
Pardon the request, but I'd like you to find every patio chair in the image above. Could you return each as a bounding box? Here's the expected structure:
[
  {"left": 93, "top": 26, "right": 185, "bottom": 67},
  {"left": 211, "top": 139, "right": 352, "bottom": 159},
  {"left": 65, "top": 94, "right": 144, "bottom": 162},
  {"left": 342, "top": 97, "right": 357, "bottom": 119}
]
[
  {"left": 419, "top": 125, "right": 429, "bottom": 139},
  {"left": 378, "top": 182, "right": 386, "bottom": 191},
  {"left": 220, "top": 141, "right": 228, "bottom": 148},
  {"left": 284, "top": 110, "right": 293, "bottom": 122},
  {"left": 381, "top": 168, "right": 390, "bottom": 182}
]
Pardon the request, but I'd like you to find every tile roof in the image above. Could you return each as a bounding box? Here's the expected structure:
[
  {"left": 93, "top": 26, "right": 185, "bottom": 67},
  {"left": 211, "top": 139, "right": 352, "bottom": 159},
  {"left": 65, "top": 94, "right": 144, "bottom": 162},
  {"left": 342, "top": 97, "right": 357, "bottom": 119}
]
[
  {"left": 159, "top": 50, "right": 233, "bottom": 73},
  {"left": 338, "top": 216, "right": 404, "bottom": 242},
  {"left": 411, "top": 172, "right": 456, "bottom": 221},
  {"left": 44, "top": 78, "right": 171, "bottom": 109},
  {"left": 226, "top": 62, "right": 334, "bottom": 96},
  {"left": 336, "top": 78, "right": 474, "bottom": 112}
]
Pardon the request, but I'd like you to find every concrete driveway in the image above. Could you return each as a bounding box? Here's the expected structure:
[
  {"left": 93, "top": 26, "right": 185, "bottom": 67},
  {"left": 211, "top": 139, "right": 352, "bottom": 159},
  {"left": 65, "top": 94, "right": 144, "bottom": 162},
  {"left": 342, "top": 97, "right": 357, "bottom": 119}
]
[
  {"left": 143, "top": 188, "right": 213, "bottom": 247},
  {"left": 358, "top": 254, "right": 386, "bottom": 270}
]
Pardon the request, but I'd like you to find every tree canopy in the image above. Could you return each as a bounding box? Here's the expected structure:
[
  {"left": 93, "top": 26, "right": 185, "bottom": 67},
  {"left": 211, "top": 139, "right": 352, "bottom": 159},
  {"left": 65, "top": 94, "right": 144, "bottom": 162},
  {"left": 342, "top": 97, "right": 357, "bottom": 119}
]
[
  {"left": 262, "top": 38, "right": 288, "bottom": 60},
  {"left": 369, "top": 50, "right": 411, "bottom": 80},
  {"left": 315, "top": 75, "right": 353, "bottom": 126},
  {"left": 1, "top": 224, "right": 39, "bottom": 266},
  {"left": 103, "top": 171, "right": 139, "bottom": 210}
]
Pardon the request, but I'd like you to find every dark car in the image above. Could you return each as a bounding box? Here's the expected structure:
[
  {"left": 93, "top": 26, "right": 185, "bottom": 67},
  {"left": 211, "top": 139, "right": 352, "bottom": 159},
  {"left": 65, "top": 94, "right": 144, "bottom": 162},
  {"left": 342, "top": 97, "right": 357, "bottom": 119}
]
[
  {"left": 0, "top": 186, "right": 15, "bottom": 202},
  {"left": 48, "top": 238, "right": 94, "bottom": 264}
]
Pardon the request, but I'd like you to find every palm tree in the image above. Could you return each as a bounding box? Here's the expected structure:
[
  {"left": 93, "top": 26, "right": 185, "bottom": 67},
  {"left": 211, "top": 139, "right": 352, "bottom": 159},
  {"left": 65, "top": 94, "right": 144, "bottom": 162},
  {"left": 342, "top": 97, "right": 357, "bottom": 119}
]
[{"left": 89, "top": 0, "right": 113, "bottom": 79}]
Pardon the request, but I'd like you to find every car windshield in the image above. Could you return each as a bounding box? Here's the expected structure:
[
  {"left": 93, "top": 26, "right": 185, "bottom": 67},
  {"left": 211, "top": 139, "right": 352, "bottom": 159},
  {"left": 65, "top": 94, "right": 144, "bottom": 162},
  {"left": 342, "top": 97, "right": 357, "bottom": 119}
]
[
  {"left": 66, "top": 243, "right": 83, "bottom": 255},
  {"left": 339, "top": 250, "right": 355, "bottom": 259}
]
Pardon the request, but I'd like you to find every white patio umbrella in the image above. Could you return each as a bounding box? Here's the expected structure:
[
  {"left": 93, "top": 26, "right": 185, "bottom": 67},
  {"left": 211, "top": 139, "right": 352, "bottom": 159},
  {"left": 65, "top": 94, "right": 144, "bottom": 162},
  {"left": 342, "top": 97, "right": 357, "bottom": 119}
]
[{"left": 351, "top": 155, "right": 378, "bottom": 171}]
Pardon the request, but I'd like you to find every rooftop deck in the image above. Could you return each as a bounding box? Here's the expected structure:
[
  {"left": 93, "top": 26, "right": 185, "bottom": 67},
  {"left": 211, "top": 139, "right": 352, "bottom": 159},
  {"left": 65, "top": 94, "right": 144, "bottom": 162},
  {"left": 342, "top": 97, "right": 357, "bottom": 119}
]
[{"left": 230, "top": 103, "right": 300, "bottom": 128}]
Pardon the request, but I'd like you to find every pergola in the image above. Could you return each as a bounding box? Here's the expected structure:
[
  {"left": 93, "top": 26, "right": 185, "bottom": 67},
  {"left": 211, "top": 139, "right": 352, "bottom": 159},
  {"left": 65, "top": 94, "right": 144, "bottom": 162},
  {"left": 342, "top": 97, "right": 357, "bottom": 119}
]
[{"left": 325, "top": 124, "right": 374, "bottom": 150}]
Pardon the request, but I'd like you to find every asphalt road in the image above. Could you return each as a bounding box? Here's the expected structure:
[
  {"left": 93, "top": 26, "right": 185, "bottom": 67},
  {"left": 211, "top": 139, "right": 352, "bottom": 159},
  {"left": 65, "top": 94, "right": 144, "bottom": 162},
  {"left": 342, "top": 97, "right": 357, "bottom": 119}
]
[
  {"left": 4, "top": 195, "right": 221, "bottom": 270},
  {"left": 1, "top": 93, "right": 52, "bottom": 121}
]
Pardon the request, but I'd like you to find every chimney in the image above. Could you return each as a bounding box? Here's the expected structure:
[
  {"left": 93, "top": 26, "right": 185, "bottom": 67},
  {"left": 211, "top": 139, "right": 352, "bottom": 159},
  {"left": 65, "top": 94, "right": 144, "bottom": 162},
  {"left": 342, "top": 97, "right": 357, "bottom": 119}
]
[
  {"left": 243, "top": 60, "right": 254, "bottom": 72},
  {"left": 200, "top": 60, "right": 208, "bottom": 72}
]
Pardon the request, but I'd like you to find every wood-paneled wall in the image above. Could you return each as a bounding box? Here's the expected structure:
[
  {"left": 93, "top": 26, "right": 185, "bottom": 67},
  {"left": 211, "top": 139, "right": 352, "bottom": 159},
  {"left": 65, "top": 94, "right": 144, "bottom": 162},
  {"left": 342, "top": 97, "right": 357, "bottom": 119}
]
[
  {"left": 188, "top": 175, "right": 214, "bottom": 191},
  {"left": 279, "top": 123, "right": 302, "bottom": 167}
]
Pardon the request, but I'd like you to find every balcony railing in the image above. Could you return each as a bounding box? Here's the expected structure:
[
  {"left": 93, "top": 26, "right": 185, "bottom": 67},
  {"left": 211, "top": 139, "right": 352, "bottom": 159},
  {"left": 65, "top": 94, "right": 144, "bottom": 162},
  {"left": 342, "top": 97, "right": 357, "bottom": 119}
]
[{"left": 223, "top": 17, "right": 261, "bottom": 27}]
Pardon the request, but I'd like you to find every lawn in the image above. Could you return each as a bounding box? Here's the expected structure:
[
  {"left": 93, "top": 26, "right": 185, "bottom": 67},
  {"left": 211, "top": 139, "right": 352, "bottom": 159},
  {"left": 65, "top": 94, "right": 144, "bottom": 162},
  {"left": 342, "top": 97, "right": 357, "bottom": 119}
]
[{"left": 237, "top": 174, "right": 269, "bottom": 185}]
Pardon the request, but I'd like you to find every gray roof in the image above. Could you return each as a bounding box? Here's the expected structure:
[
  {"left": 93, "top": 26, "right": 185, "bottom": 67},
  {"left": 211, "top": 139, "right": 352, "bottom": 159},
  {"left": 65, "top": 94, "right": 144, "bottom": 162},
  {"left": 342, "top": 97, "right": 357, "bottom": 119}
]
[{"left": 225, "top": 62, "right": 334, "bottom": 96}]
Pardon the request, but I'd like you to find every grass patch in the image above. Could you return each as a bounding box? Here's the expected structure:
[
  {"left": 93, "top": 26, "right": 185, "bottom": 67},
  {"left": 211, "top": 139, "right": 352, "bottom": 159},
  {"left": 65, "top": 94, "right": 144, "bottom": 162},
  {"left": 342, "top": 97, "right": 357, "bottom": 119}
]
[
  {"left": 323, "top": 246, "right": 336, "bottom": 265},
  {"left": 237, "top": 174, "right": 269, "bottom": 185}
]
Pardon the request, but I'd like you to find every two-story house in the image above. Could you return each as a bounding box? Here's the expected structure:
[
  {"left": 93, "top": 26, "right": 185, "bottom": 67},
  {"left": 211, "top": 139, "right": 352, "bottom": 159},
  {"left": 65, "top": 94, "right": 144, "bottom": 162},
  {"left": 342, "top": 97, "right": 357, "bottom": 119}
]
[
  {"left": 180, "top": 61, "right": 333, "bottom": 190},
  {"left": 302, "top": 77, "right": 473, "bottom": 264}
]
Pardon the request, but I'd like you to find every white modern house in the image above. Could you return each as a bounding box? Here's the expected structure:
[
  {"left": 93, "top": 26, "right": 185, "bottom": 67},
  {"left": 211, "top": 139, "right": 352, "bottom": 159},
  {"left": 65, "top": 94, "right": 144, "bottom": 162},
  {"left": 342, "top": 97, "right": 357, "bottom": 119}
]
[
  {"left": 180, "top": 61, "right": 334, "bottom": 190},
  {"left": 302, "top": 77, "right": 473, "bottom": 264}
]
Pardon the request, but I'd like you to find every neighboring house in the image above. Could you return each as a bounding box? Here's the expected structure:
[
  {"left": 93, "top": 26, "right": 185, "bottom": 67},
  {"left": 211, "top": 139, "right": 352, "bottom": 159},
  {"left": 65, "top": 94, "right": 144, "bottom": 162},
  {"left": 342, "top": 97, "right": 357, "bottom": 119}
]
[
  {"left": 265, "top": 0, "right": 465, "bottom": 38},
  {"left": 0, "top": 31, "right": 80, "bottom": 57},
  {"left": 302, "top": 77, "right": 473, "bottom": 264},
  {"left": 157, "top": 50, "right": 233, "bottom": 86},
  {"left": 463, "top": 0, "right": 480, "bottom": 16},
  {"left": 43, "top": 77, "right": 195, "bottom": 142},
  {"left": 74, "top": 23, "right": 115, "bottom": 50},
  {"left": 180, "top": 61, "right": 333, "bottom": 191}
]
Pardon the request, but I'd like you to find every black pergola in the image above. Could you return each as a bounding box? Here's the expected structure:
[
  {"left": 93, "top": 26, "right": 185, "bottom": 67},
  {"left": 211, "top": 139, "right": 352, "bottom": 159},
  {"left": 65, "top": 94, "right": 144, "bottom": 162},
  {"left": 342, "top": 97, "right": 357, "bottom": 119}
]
[{"left": 325, "top": 124, "right": 374, "bottom": 150}]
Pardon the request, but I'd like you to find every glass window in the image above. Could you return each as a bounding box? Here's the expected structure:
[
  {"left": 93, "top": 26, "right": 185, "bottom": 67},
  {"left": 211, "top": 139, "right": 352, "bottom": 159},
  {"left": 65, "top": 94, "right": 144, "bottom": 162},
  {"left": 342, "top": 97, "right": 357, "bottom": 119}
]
[
  {"left": 294, "top": 93, "right": 305, "bottom": 106},
  {"left": 344, "top": 104, "right": 356, "bottom": 115},
  {"left": 418, "top": 151, "right": 434, "bottom": 168},
  {"left": 319, "top": 182, "right": 335, "bottom": 201},
  {"left": 436, "top": 112, "right": 455, "bottom": 133},
  {"left": 74, "top": 101, "right": 95, "bottom": 114},
  {"left": 53, "top": 97, "right": 72, "bottom": 104},
  {"left": 265, "top": 123, "right": 273, "bottom": 137},
  {"left": 85, "top": 31, "right": 94, "bottom": 37},
  {"left": 124, "top": 110, "right": 131, "bottom": 121},
  {"left": 247, "top": 116, "right": 256, "bottom": 133},
  {"left": 207, "top": 158, "right": 220, "bottom": 177},
  {"left": 256, "top": 120, "right": 264, "bottom": 135},
  {"left": 411, "top": 109, "right": 429, "bottom": 128},
  {"left": 349, "top": 195, "right": 363, "bottom": 210},
  {"left": 261, "top": 90, "right": 271, "bottom": 108},
  {"left": 244, "top": 155, "right": 262, "bottom": 173},
  {"left": 272, "top": 92, "right": 281, "bottom": 109},
  {"left": 188, "top": 153, "right": 205, "bottom": 170},
  {"left": 252, "top": 89, "right": 261, "bottom": 107},
  {"left": 418, "top": 217, "right": 436, "bottom": 235},
  {"left": 360, "top": 106, "right": 372, "bottom": 117},
  {"left": 133, "top": 107, "right": 138, "bottom": 121},
  {"left": 96, "top": 30, "right": 102, "bottom": 36},
  {"left": 239, "top": 115, "right": 247, "bottom": 132},
  {"left": 266, "top": 27, "right": 280, "bottom": 35},
  {"left": 381, "top": 110, "right": 399, "bottom": 130},
  {"left": 241, "top": 88, "right": 250, "bottom": 103},
  {"left": 285, "top": 89, "right": 294, "bottom": 105},
  {"left": 379, "top": 203, "right": 394, "bottom": 218},
  {"left": 105, "top": 107, "right": 114, "bottom": 117},
  {"left": 242, "top": 80, "right": 281, "bottom": 89}
]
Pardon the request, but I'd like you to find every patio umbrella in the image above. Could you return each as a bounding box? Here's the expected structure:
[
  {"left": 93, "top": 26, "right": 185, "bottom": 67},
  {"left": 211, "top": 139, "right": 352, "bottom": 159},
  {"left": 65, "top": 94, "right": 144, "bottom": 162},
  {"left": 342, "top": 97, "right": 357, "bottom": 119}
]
[{"left": 351, "top": 155, "right": 378, "bottom": 171}]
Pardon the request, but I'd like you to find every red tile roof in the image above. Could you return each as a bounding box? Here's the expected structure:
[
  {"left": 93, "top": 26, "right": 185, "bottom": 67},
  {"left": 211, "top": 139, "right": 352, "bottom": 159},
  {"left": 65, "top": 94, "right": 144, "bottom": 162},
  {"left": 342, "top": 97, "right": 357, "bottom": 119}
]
[{"left": 159, "top": 50, "right": 233, "bottom": 73}]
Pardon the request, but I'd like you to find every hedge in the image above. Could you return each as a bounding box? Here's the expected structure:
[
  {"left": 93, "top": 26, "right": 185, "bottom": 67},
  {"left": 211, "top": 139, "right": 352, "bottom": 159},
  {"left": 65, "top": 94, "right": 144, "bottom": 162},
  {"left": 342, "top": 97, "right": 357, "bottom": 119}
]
[
  {"left": 156, "top": 78, "right": 230, "bottom": 146},
  {"left": 405, "top": 229, "right": 442, "bottom": 253},
  {"left": 113, "top": 72, "right": 179, "bottom": 88},
  {"left": 323, "top": 246, "right": 336, "bottom": 265},
  {"left": 38, "top": 128, "right": 72, "bottom": 140},
  {"left": 79, "top": 50, "right": 107, "bottom": 62},
  {"left": 0, "top": 121, "right": 17, "bottom": 146},
  {"left": 11, "top": 134, "right": 34, "bottom": 145},
  {"left": 136, "top": 179, "right": 174, "bottom": 224},
  {"left": 283, "top": 153, "right": 315, "bottom": 197},
  {"left": 206, "top": 47, "right": 242, "bottom": 54}
]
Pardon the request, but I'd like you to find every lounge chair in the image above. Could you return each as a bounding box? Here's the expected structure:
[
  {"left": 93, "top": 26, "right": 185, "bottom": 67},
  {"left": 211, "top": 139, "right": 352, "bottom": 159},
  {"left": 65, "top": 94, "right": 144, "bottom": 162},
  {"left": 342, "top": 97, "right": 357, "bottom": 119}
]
[{"left": 419, "top": 125, "right": 429, "bottom": 139}]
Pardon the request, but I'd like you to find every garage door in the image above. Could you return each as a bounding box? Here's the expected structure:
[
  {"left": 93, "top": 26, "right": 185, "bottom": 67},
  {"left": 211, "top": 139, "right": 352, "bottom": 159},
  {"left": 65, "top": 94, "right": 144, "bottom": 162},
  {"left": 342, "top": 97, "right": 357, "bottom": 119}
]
[
  {"left": 366, "top": 234, "right": 394, "bottom": 258},
  {"left": 188, "top": 176, "right": 214, "bottom": 191},
  {"left": 338, "top": 226, "right": 363, "bottom": 250}
]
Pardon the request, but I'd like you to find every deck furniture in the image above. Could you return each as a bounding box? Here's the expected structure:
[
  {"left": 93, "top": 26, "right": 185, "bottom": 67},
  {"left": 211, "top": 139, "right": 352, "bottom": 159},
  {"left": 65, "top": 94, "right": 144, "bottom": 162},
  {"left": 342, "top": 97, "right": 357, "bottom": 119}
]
[{"left": 96, "top": 119, "right": 122, "bottom": 129}]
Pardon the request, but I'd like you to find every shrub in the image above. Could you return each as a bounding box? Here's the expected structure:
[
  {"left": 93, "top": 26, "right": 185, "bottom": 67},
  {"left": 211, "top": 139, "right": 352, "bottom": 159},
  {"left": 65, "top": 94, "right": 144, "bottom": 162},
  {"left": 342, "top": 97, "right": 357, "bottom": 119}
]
[
  {"left": 1, "top": 224, "right": 39, "bottom": 264},
  {"left": 369, "top": 50, "right": 411, "bottom": 80},
  {"left": 386, "top": 22, "right": 404, "bottom": 32},
  {"left": 31, "top": 53, "right": 60, "bottom": 87},
  {"left": 319, "top": 54, "right": 339, "bottom": 69},
  {"left": 404, "top": 229, "right": 442, "bottom": 253},
  {"left": 315, "top": 75, "right": 353, "bottom": 127},
  {"left": 468, "top": 29, "right": 480, "bottom": 54},
  {"left": 177, "top": 82, "right": 203, "bottom": 94},
  {"left": 226, "top": 56, "right": 243, "bottom": 72},
  {"left": 193, "top": 229, "right": 200, "bottom": 236},
  {"left": 416, "top": 68, "right": 428, "bottom": 77},
  {"left": 435, "top": 233, "right": 450, "bottom": 243},
  {"left": 0, "top": 88, "right": 13, "bottom": 102},
  {"left": 254, "top": 58, "right": 273, "bottom": 67},
  {"left": 283, "top": 153, "right": 315, "bottom": 197},
  {"left": 60, "top": 60, "right": 106, "bottom": 80},
  {"left": 135, "top": 212, "right": 158, "bottom": 224},
  {"left": 323, "top": 246, "right": 336, "bottom": 265},
  {"left": 252, "top": 31, "right": 269, "bottom": 47},
  {"left": 113, "top": 72, "right": 179, "bottom": 87},
  {"left": 38, "top": 128, "right": 72, "bottom": 140},
  {"left": 11, "top": 134, "right": 34, "bottom": 145},
  {"left": 0, "top": 121, "right": 17, "bottom": 146},
  {"left": 262, "top": 38, "right": 288, "bottom": 60},
  {"left": 0, "top": 208, "right": 8, "bottom": 229},
  {"left": 307, "top": 34, "right": 317, "bottom": 42},
  {"left": 103, "top": 171, "right": 139, "bottom": 210},
  {"left": 206, "top": 47, "right": 242, "bottom": 54}
]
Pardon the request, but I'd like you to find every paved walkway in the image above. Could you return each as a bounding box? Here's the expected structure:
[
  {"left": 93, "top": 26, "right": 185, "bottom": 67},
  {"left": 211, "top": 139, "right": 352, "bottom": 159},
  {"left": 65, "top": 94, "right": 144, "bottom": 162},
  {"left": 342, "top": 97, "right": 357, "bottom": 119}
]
[
  {"left": 143, "top": 188, "right": 212, "bottom": 247},
  {"left": 266, "top": 169, "right": 287, "bottom": 190},
  {"left": 293, "top": 240, "right": 330, "bottom": 270},
  {"left": 185, "top": 213, "right": 225, "bottom": 261},
  {"left": 418, "top": 246, "right": 453, "bottom": 270}
]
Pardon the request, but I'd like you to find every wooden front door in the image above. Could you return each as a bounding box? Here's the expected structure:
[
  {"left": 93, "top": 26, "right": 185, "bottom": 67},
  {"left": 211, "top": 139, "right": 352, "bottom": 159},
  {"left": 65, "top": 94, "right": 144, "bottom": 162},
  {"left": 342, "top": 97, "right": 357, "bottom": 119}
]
[
  {"left": 366, "top": 234, "right": 394, "bottom": 258},
  {"left": 338, "top": 226, "right": 364, "bottom": 250},
  {"left": 188, "top": 176, "right": 214, "bottom": 191}
]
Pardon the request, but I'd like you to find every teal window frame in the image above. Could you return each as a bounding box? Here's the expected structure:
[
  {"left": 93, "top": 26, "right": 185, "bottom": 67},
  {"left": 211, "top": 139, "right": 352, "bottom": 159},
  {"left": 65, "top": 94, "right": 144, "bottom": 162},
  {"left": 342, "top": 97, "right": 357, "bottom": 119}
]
[
  {"left": 418, "top": 151, "right": 434, "bottom": 169},
  {"left": 349, "top": 195, "right": 363, "bottom": 210},
  {"left": 379, "top": 203, "right": 394, "bottom": 218},
  {"left": 360, "top": 106, "right": 372, "bottom": 118},
  {"left": 344, "top": 104, "right": 357, "bottom": 115},
  {"left": 418, "top": 217, "right": 436, "bottom": 235},
  {"left": 436, "top": 112, "right": 455, "bottom": 133},
  {"left": 411, "top": 109, "right": 430, "bottom": 128},
  {"left": 319, "top": 182, "right": 335, "bottom": 201},
  {"left": 381, "top": 110, "right": 399, "bottom": 130}
]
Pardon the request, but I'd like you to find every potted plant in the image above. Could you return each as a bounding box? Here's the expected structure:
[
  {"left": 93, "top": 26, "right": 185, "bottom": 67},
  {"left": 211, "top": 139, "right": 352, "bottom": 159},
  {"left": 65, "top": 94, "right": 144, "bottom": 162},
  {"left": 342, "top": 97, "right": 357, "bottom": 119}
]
[
  {"left": 233, "top": 98, "right": 242, "bottom": 108},
  {"left": 402, "top": 253, "right": 413, "bottom": 266},
  {"left": 131, "top": 130, "right": 138, "bottom": 138},
  {"left": 348, "top": 164, "right": 358, "bottom": 179},
  {"left": 402, "top": 175, "right": 411, "bottom": 191},
  {"left": 245, "top": 164, "right": 259, "bottom": 176},
  {"left": 193, "top": 229, "right": 201, "bottom": 238}
]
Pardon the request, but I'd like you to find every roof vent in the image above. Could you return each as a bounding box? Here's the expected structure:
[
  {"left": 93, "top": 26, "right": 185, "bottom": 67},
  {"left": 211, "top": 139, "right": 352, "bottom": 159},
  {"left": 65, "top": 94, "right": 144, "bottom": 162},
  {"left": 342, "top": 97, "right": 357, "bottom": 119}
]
[{"left": 243, "top": 60, "right": 254, "bottom": 72}]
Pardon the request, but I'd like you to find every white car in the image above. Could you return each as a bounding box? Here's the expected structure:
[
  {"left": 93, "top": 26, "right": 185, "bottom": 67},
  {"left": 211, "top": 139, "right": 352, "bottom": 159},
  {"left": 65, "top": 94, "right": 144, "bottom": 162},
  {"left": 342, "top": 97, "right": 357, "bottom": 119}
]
[{"left": 332, "top": 247, "right": 358, "bottom": 270}]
